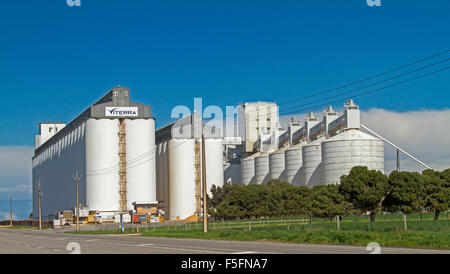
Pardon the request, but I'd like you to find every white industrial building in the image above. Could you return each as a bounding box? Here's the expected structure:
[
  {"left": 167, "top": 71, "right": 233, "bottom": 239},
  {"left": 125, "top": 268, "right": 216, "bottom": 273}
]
[
  {"left": 32, "top": 88, "right": 389, "bottom": 222},
  {"left": 227, "top": 99, "right": 385, "bottom": 186},
  {"left": 32, "top": 87, "right": 157, "bottom": 220},
  {"left": 238, "top": 102, "right": 279, "bottom": 153},
  {"left": 32, "top": 87, "right": 225, "bottom": 222},
  {"left": 155, "top": 113, "right": 224, "bottom": 220}
]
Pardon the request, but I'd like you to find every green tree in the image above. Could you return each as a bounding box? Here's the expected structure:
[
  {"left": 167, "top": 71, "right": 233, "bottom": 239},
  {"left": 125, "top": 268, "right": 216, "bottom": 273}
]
[
  {"left": 208, "top": 182, "right": 240, "bottom": 217},
  {"left": 384, "top": 171, "right": 425, "bottom": 214},
  {"left": 422, "top": 169, "right": 449, "bottom": 220},
  {"left": 285, "top": 186, "right": 312, "bottom": 216},
  {"left": 266, "top": 179, "right": 295, "bottom": 216},
  {"left": 339, "top": 166, "right": 389, "bottom": 222},
  {"left": 216, "top": 184, "right": 269, "bottom": 219},
  {"left": 310, "top": 184, "right": 350, "bottom": 220}
]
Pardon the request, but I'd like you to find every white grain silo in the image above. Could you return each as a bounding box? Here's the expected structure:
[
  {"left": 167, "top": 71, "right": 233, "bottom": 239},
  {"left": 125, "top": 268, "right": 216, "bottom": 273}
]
[
  {"left": 241, "top": 153, "right": 259, "bottom": 185},
  {"left": 125, "top": 118, "right": 157, "bottom": 209},
  {"left": 269, "top": 146, "right": 289, "bottom": 182},
  {"left": 302, "top": 137, "right": 325, "bottom": 187},
  {"left": 321, "top": 129, "right": 384, "bottom": 185},
  {"left": 205, "top": 138, "right": 224, "bottom": 195},
  {"left": 85, "top": 119, "right": 121, "bottom": 212},
  {"left": 254, "top": 153, "right": 270, "bottom": 184},
  {"left": 168, "top": 138, "right": 197, "bottom": 220},
  {"left": 284, "top": 142, "right": 307, "bottom": 186},
  {"left": 32, "top": 86, "right": 156, "bottom": 219}
]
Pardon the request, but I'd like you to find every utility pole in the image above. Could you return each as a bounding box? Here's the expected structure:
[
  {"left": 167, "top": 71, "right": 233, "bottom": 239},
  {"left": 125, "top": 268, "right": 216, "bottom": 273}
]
[
  {"left": 10, "top": 195, "right": 13, "bottom": 227},
  {"left": 396, "top": 149, "right": 400, "bottom": 172},
  {"left": 201, "top": 132, "right": 208, "bottom": 233},
  {"left": 73, "top": 170, "right": 81, "bottom": 231},
  {"left": 37, "top": 180, "right": 42, "bottom": 230}
]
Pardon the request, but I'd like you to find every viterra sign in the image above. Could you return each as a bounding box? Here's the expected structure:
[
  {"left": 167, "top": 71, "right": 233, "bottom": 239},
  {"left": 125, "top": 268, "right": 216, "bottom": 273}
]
[{"left": 105, "top": 107, "right": 138, "bottom": 117}]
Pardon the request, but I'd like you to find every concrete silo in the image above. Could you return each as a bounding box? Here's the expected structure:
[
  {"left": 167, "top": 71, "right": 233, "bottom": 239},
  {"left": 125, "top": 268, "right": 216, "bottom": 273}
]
[
  {"left": 85, "top": 119, "right": 120, "bottom": 212},
  {"left": 205, "top": 138, "right": 224, "bottom": 195},
  {"left": 302, "top": 138, "right": 325, "bottom": 187},
  {"left": 125, "top": 118, "right": 157, "bottom": 209},
  {"left": 32, "top": 86, "right": 156, "bottom": 219},
  {"left": 321, "top": 129, "right": 384, "bottom": 185},
  {"left": 168, "top": 139, "right": 197, "bottom": 220},
  {"left": 254, "top": 153, "right": 270, "bottom": 184},
  {"left": 156, "top": 114, "right": 225, "bottom": 220},
  {"left": 268, "top": 146, "right": 289, "bottom": 182},
  {"left": 284, "top": 142, "right": 307, "bottom": 186},
  {"left": 240, "top": 153, "right": 260, "bottom": 185}
]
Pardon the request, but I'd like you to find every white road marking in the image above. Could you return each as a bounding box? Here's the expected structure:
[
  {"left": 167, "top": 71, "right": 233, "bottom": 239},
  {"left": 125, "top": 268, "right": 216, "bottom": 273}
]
[
  {"left": 136, "top": 243, "right": 154, "bottom": 247},
  {"left": 230, "top": 251, "right": 258, "bottom": 254}
]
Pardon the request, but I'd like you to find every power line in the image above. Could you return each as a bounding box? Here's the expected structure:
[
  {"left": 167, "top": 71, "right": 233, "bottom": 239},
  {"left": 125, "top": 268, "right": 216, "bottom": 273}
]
[
  {"left": 277, "top": 49, "right": 449, "bottom": 106},
  {"left": 280, "top": 57, "right": 450, "bottom": 113},
  {"left": 281, "top": 66, "right": 450, "bottom": 115},
  {"left": 198, "top": 51, "right": 450, "bottom": 125}
]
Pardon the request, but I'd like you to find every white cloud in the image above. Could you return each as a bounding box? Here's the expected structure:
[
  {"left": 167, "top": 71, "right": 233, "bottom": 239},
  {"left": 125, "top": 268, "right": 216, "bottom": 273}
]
[
  {"left": 279, "top": 108, "right": 450, "bottom": 174},
  {"left": 0, "top": 146, "right": 34, "bottom": 200},
  {"left": 361, "top": 108, "right": 450, "bottom": 174}
]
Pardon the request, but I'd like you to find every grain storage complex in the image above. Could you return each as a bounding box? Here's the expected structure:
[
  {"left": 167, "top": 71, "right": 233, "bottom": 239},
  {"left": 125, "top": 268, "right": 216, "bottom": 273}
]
[
  {"left": 227, "top": 100, "right": 385, "bottom": 186},
  {"left": 155, "top": 113, "right": 224, "bottom": 220},
  {"left": 32, "top": 87, "right": 224, "bottom": 222},
  {"left": 32, "top": 86, "right": 156, "bottom": 220},
  {"left": 32, "top": 87, "right": 388, "bottom": 223}
]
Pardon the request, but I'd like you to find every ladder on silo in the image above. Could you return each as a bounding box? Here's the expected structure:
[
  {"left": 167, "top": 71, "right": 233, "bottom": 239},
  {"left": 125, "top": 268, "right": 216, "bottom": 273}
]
[
  {"left": 118, "top": 119, "right": 127, "bottom": 212},
  {"left": 194, "top": 140, "right": 202, "bottom": 214}
]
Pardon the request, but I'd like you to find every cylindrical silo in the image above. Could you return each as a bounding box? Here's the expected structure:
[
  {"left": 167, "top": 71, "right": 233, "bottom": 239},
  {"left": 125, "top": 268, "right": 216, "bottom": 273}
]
[
  {"left": 156, "top": 141, "right": 170, "bottom": 217},
  {"left": 284, "top": 142, "right": 306, "bottom": 186},
  {"left": 254, "top": 153, "right": 270, "bottom": 184},
  {"left": 321, "top": 129, "right": 384, "bottom": 185},
  {"left": 125, "top": 118, "right": 157, "bottom": 210},
  {"left": 269, "top": 147, "right": 288, "bottom": 181},
  {"left": 85, "top": 119, "right": 120, "bottom": 212},
  {"left": 241, "top": 154, "right": 257, "bottom": 185},
  {"left": 302, "top": 138, "right": 325, "bottom": 187},
  {"left": 168, "top": 139, "right": 196, "bottom": 220},
  {"left": 205, "top": 138, "right": 224, "bottom": 196}
]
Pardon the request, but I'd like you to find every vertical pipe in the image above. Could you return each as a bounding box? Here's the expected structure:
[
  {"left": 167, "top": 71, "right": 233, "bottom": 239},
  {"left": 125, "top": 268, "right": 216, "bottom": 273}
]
[
  {"left": 396, "top": 149, "right": 400, "bottom": 172},
  {"left": 37, "top": 180, "right": 42, "bottom": 230},
  {"left": 10, "top": 195, "right": 12, "bottom": 227},
  {"left": 202, "top": 133, "right": 208, "bottom": 233},
  {"left": 76, "top": 172, "right": 79, "bottom": 231},
  {"left": 73, "top": 170, "right": 81, "bottom": 231}
]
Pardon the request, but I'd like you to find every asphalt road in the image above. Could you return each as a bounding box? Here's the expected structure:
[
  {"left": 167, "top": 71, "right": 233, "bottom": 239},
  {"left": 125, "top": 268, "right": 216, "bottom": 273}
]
[{"left": 0, "top": 227, "right": 448, "bottom": 254}]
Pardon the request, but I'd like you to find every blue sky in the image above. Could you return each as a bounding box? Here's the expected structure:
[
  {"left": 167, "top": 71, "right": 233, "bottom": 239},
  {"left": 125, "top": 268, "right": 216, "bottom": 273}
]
[{"left": 0, "top": 0, "right": 449, "bottom": 146}]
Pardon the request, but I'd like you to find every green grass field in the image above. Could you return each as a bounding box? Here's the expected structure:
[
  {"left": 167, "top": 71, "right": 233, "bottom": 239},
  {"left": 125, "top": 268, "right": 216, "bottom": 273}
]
[{"left": 70, "top": 212, "right": 450, "bottom": 250}]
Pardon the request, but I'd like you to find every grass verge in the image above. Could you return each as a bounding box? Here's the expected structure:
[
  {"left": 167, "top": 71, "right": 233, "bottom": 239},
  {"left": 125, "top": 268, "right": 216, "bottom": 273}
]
[{"left": 69, "top": 219, "right": 449, "bottom": 250}]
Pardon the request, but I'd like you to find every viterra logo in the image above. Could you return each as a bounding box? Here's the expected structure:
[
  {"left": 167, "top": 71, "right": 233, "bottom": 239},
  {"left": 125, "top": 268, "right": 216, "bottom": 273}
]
[
  {"left": 105, "top": 107, "right": 138, "bottom": 117},
  {"left": 66, "top": 0, "right": 81, "bottom": 7}
]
